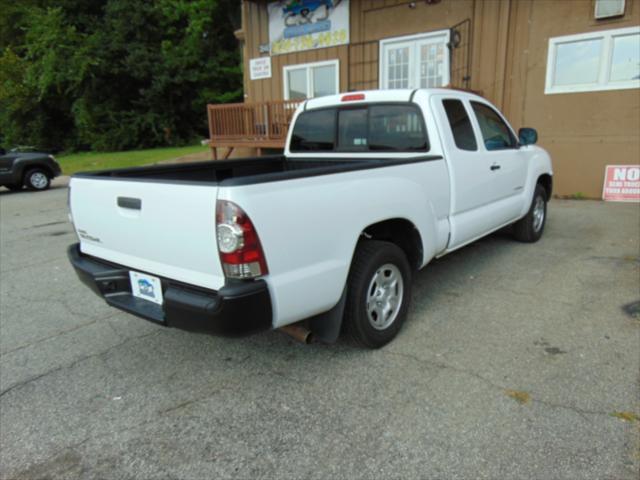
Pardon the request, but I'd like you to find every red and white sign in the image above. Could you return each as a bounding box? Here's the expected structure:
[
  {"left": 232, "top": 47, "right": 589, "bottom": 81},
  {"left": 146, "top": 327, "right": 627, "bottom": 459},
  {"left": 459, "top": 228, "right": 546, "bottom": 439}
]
[{"left": 602, "top": 165, "right": 640, "bottom": 202}]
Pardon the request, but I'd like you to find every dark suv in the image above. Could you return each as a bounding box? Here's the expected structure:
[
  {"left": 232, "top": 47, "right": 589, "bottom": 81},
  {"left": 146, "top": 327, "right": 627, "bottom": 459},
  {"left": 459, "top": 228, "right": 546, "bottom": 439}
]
[{"left": 0, "top": 148, "right": 62, "bottom": 191}]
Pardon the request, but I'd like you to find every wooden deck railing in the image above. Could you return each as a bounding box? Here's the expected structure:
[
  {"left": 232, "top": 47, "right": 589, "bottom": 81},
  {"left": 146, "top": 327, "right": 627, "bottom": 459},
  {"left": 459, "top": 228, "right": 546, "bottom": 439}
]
[{"left": 207, "top": 100, "right": 302, "bottom": 154}]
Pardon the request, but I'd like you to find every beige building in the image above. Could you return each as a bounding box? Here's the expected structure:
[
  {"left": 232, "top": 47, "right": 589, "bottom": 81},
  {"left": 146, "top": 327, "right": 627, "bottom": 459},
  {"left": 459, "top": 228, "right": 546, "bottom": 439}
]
[{"left": 207, "top": 0, "right": 640, "bottom": 198}]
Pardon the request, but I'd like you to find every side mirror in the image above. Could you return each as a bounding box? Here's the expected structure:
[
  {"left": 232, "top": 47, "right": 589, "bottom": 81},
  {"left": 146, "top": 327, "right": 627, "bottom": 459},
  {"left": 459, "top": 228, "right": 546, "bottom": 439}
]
[{"left": 518, "top": 127, "right": 538, "bottom": 146}]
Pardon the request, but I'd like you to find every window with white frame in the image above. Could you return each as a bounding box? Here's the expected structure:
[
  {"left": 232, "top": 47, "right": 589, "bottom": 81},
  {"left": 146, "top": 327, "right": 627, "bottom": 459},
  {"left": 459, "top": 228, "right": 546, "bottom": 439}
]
[
  {"left": 283, "top": 60, "right": 339, "bottom": 100},
  {"left": 545, "top": 26, "right": 640, "bottom": 94},
  {"left": 380, "top": 30, "right": 450, "bottom": 90}
]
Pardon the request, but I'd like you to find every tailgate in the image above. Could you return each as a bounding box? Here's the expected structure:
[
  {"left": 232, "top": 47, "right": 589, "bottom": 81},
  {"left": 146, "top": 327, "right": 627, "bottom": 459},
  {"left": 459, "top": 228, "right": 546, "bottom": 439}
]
[{"left": 69, "top": 177, "right": 225, "bottom": 290}]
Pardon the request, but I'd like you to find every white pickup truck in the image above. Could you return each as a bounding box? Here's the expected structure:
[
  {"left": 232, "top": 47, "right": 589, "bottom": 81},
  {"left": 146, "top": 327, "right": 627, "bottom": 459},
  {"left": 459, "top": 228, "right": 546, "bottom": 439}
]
[{"left": 68, "top": 89, "right": 553, "bottom": 348}]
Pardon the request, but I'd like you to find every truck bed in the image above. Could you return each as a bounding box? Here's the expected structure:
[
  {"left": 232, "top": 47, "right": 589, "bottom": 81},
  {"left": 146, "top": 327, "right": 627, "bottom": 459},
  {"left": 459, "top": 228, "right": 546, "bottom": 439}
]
[{"left": 72, "top": 155, "right": 440, "bottom": 186}]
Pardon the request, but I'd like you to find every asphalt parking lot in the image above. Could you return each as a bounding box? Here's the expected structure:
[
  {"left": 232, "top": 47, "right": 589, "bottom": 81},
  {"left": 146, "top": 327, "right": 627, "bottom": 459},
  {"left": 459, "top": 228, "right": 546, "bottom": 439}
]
[{"left": 1, "top": 182, "right": 639, "bottom": 479}]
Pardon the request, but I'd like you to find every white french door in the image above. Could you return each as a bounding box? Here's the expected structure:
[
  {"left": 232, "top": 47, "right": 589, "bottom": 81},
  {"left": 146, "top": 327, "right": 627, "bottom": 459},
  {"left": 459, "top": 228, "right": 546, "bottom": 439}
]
[{"left": 380, "top": 30, "right": 450, "bottom": 90}]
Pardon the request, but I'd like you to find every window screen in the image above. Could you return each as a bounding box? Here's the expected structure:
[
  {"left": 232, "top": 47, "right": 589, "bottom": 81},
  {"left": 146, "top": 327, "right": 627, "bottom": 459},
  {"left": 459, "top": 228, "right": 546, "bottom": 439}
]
[
  {"left": 312, "top": 64, "right": 337, "bottom": 97},
  {"left": 470, "top": 102, "right": 517, "bottom": 151},
  {"left": 289, "top": 109, "right": 336, "bottom": 152},
  {"left": 611, "top": 33, "right": 640, "bottom": 82},
  {"left": 442, "top": 99, "right": 477, "bottom": 151},
  {"left": 287, "top": 68, "right": 308, "bottom": 100},
  {"left": 554, "top": 38, "right": 603, "bottom": 86},
  {"left": 368, "top": 105, "right": 428, "bottom": 151}
]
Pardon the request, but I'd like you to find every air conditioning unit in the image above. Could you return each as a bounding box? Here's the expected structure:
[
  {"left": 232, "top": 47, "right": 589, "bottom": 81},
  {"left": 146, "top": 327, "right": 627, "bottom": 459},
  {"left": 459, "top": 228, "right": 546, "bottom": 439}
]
[{"left": 595, "top": 0, "right": 625, "bottom": 19}]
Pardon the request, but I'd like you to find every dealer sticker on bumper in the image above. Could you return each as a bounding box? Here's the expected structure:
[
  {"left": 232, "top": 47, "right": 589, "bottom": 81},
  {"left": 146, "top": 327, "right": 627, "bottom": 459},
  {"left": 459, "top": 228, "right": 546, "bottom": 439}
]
[{"left": 129, "top": 271, "right": 164, "bottom": 305}]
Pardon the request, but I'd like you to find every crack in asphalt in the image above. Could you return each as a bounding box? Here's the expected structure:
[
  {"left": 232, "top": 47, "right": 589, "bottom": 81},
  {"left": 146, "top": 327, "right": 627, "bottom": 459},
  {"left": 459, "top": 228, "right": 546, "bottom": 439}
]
[
  {"left": 4, "top": 378, "right": 241, "bottom": 478},
  {"left": 500, "top": 286, "right": 583, "bottom": 309},
  {"left": 2, "top": 345, "right": 626, "bottom": 479},
  {"left": 7, "top": 351, "right": 364, "bottom": 477},
  {"left": 0, "top": 331, "right": 161, "bottom": 398},
  {"left": 0, "top": 313, "right": 120, "bottom": 356},
  {"left": 157, "top": 387, "right": 227, "bottom": 416},
  {"left": 382, "top": 349, "right": 612, "bottom": 421}
]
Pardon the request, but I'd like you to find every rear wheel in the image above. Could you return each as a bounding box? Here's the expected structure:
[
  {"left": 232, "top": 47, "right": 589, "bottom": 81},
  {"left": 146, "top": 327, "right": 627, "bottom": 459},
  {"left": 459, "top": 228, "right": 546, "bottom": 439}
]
[
  {"left": 513, "top": 184, "right": 547, "bottom": 242},
  {"left": 24, "top": 169, "right": 51, "bottom": 191},
  {"left": 343, "top": 240, "right": 412, "bottom": 348}
]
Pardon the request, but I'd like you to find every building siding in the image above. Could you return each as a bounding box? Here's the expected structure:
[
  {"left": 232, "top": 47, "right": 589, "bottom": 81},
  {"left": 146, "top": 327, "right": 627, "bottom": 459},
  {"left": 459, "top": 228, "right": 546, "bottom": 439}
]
[
  {"left": 239, "top": 0, "right": 640, "bottom": 198},
  {"left": 502, "top": 0, "right": 640, "bottom": 198}
]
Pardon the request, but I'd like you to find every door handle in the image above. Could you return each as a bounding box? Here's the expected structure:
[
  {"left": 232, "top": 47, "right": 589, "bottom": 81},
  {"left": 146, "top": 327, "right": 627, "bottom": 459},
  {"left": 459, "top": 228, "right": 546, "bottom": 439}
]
[
  {"left": 117, "top": 197, "right": 142, "bottom": 210},
  {"left": 490, "top": 164, "right": 501, "bottom": 171}
]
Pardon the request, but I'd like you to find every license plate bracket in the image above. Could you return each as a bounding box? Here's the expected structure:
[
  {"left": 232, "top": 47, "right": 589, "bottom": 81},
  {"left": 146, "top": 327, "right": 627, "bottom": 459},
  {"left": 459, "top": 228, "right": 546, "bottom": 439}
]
[{"left": 129, "top": 271, "right": 164, "bottom": 305}]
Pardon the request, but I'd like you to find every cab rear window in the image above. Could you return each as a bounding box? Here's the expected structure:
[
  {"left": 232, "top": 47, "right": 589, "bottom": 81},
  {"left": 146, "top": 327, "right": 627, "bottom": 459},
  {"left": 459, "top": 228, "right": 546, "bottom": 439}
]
[{"left": 290, "top": 104, "right": 429, "bottom": 153}]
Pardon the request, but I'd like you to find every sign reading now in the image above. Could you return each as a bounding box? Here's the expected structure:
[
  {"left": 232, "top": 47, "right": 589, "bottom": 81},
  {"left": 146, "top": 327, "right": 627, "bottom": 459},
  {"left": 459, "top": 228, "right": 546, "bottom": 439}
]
[{"left": 602, "top": 165, "right": 640, "bottom": 202}]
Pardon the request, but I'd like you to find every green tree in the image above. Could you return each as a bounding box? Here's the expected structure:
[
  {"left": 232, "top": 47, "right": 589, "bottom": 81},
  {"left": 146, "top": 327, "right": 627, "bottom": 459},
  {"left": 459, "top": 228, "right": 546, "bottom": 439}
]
[{"left": 0, "top": 0, "right": 241, "bottom": 151}]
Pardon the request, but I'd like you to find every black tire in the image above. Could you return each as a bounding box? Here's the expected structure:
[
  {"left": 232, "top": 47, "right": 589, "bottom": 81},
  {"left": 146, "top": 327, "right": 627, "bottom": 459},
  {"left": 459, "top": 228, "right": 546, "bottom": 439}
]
[
  {"left": 513, "top": 184, "right": 547, "bottom": 242},
  {"left": 5, "top": 184, "right": 23, "bottom": 191},
  {"left": 343, "top": 240, "right": 412, "bottom": 348},
  {"left": 24, "top": 168, "right": 51, "bottom": 191}
]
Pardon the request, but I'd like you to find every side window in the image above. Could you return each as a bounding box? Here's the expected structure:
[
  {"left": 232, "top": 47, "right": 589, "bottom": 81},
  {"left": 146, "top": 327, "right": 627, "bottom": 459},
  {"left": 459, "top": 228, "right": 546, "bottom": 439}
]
[
  {"left": 442, "top": 99, "right": 477, "bottom": 151},
  {"left": 368, "top": 105, "right": 428, "bottom": 151},
  {"left": 290, "top": 109, "right": 336, "bottom": 152},
  {"left": 338, "top": 108, "right": 368, "bottom": 150},
  {"left": 470, "top": 102, "right": 517, "bottom": 151}
]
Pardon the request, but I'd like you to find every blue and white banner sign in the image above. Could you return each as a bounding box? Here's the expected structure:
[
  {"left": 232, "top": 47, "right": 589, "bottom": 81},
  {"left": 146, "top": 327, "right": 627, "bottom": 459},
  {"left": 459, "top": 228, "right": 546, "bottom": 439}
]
[{"left": 268, "top": 0, "right": 350, "bottom": 55}]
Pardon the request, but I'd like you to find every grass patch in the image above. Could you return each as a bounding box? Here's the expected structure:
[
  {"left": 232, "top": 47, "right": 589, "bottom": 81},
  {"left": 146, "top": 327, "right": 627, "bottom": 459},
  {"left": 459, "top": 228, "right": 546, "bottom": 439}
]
[
  {"left": 610, "top": 411, "right": 639, "bottom": 422},
  {"left": 57, "top": 144, "right": 209, "bottom": 175}
]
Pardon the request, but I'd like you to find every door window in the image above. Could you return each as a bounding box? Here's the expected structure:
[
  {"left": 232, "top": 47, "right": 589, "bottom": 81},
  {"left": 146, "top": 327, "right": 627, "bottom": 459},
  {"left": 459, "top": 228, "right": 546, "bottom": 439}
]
[
  {"left": 470, "top": 102, "right": 517, "bottom": 151},
  {"left": 380, "top": 30, "right": 450, "bottom": 89},
  {"left": 442, "top": 99, "right": 477, "bottom": 151},
  {"left": 420, "top": 42, "right": 446, "bottom": 88},
  {"left": 386, "top": 46, "right": 411, "bottom": 88}
]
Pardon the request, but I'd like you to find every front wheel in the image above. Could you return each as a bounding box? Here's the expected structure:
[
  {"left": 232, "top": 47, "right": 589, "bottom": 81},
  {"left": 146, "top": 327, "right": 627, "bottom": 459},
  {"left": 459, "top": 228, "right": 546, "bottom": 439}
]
[
  {"left": 513, "top": 184, "right": 547, "bottom": 242},
  {"left": 343, "top": 240, "right": 412, "bottom": 348},
  {"left": 24, "top": 169, "right": 51, "bottom": 191}
]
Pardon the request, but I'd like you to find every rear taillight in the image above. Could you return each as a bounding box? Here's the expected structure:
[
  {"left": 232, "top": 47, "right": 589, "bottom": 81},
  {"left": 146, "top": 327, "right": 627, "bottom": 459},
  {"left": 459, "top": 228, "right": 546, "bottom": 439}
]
[{"left": 216, "top": 200, "right": 268, "bottom": 279}]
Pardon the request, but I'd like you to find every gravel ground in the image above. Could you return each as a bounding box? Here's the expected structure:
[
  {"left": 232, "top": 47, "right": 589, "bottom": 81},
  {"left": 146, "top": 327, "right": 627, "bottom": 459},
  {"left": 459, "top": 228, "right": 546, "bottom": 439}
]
[{"left": 1, "top": 181, "right": 639, "bottom": 479}]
